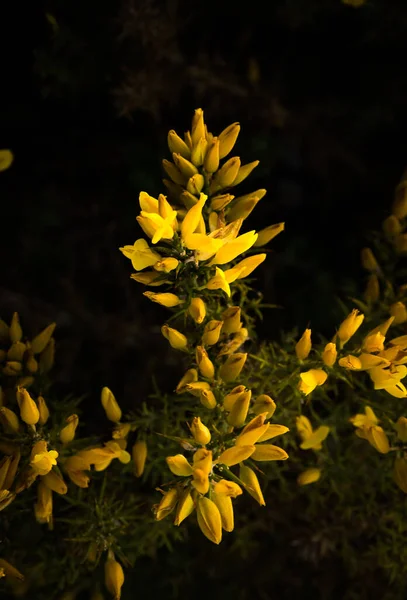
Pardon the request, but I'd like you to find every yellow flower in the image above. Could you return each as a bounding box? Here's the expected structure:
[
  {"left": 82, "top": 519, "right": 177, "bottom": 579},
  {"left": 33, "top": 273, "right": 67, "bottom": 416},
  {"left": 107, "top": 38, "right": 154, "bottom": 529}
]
[
  {"left": 257, "top": 424, "right": 290, "bottom": 442},
  {"left": 239, "top": 464, "right": 265, "bottom": 506},
  {"left": 191, "top": 467, "right": 210, "bottom": 494},
  {"left": 212, "top": 492, "right": 234, "bottom": 532},
  {"left": 295, "top": 328, "right": 312, "bottom": 360},
  {"left": 198, "top": 388, "right": 217, "bottom": 409},
  {"left": 0, "top": 407, "right": 20, "bottom": 433},
  {"left": 254, "top": 222, "right": 285, "bottom": 247},
  {"left": 322, "top": 342, "right": 337, "bottom": 367},
  {"left": 221, "top": 307, "right": 242, "bottom": 334},
  {"left": 297, "top": 468, "right": 321, "bottom": 486},
  {"left": 349, "top": 406, "right": 378, "bottom": 428},
  {"left": 219, "top": 353, "right": 247, "bottom": 383},
  {"left": 209, "top": 231, "right": 258, "bottom": 266},
  {"left": 226, "top": 388, "right": 251, "bottom": 427},
  {"left": 196, "top": 346, "right": 215, "bottom": 379},
  {"left": 369, "top": 365, "right": 407, "bottom": 398},
  {"left": 104, "top": 553, "right": 124, "bottom": 600},
  {"left": 252, "top": 394, "right": 276, "bottom": 418},
  {"left": 132, "top": 440, "right": 147, "bottom": 477},
  {"left": 60, "top": 414, "right": 79, "bottom": 444},
  {"left": 137, "top": 211, "right": 175, "bottom": 244},
  {"left": 16, "top": 388, "right": 39, "bottom": 426},
  {"left": 119, "top": 239, "right": 161, "bottom": 271},
  {"left": 251, "top": 444, "right": 289, "bottom": 461},
  {"left": 155, "top": 488, "right": 179, "bottom": 521},
  {"left": 362, "top": 332, "right": 385, "bottom": 354},
  {"left": 161, "top": 325, "right": 188, "bottom": 351},
  {"left": 143, "top": 292, "right": 183, "bottom": 307},
  {"left": 42, "top": 469, "right": 68, "bottom": 495},
  {"left": 296, "top": 416, "right": 329, "bottom": 451},
  {"left": 196, "top": 496, "right": 222, "bottom": 544},
  {"left": 218, "top": 444, "right": 255, "bottom": 467},
  {"left": 34, "top": 481, "right": 53, "bottom": 525},
  {"left": 227, "top": 195, "right": 261, "bottom": 222},
  {"left": 298, "top": 369, "right": 327, "bottom": 396},
  {"left": 176, "top": 368, "right": 198, "bottom": 394},
  {"left": 205, "top": 267, "right": 231, "bottom": 297},
  {"left": 101, "top": 387, "right": 122, "bottom": 423},
  {"left": 390, "top": 302, "right": 407, "bottom": 325},
  {"left": 181, "top": 193, "right": 207, "bottom": 243},
  {"left": 37, "top": 396, "right": 50, "bottom": 425},
  {"left": 218, "top": 122, "right": 240, "bottom": 159},
  {"left": 30, "top": 442, "right": 59, "bottom": 476},
  {"left": 189, "top": 298, "right": 206, "bottom": 324},
  {"left": 174, "top": 489, "right": 195, "bottom": 526},
  {"left": 213, "top": 480, "right": 243, "bottom": 498},
  {"left": 224, "top": 253, "right": 266, "bottom": 282},
  {"left": 154, "top": 257, "right": 179, "bottom": 273},
  {"left": 190, "top": 417, "right": 211, "bottom": 445},
  {"left": 337, "top": 309, "right": 364, "bottom": 346},
  {"left": 166, "top": 454, "right": 193, "bottom": 476},
  {"left": 223, "top": 385, "right": 245, "bottom": 411},
  {"left": 202, "top": 320, "right": 223, "bottom": 346},
  {"left": 350, "top": 406, "right": 390, "bottom": 454},
  {"left": 338, "top": 355, "right": 362, "bottom": 370}
]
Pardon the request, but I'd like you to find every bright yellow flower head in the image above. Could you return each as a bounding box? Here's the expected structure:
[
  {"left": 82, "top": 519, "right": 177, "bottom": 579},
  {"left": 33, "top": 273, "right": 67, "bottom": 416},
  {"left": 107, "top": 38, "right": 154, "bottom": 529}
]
[
  {"left": 298, "top": 369, "right": 327, "bottom": 396},
  {"left": 30, "top": 446, "right": 59, "bottom": 476},
  {"left": 119, "top": 239, "right": 161, "bottom": 271}
]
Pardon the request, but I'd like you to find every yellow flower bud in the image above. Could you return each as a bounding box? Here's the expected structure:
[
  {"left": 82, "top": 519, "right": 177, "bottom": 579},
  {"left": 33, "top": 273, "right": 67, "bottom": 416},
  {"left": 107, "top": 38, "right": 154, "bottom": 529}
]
[
  {"left": 196, "top": 496, "right": 222, "bottom": 544},
  {"left": 338, "top": 355, "right": 362, "bottom": 370},
  {"left": 193, "top": 448, "right": 212, "bottom": 473},
  {"left": 337, "top": 309, "right": 364, "bottom": 346},
  {"left": 186, "top": 381, "right": 211, "bottom": 398},
  {"left": 209, "top": 230, "right": 258, "bottom": 266},
  {"left": 191, "top": 137, "right": 208, "bottom": 167},
  {"left": 221, "top": 307, "right": 242, "bottom": 334},
  {"left": 199, "top": 389, "right": 217, "bottom": 409},
  {"left": 7, "top": 341, "right": 26, "bottom": 362},
  {"left": 104, "top": 554, "right": 124, "bottom": 600},
  {"left": 10, "top": 312, "right": 23, "bottom": 343},
  {"left": 190, "top": 417, "right": 211, "bottom": 445},
  {"left": 162, "top": 158, "right": 186, "bottom": 185},
  {"left": 218, "top": 445, "right": 255, "bottom": 467},
  {"left": 174, "top": 489, "right": 195, "bottom": 526},
  {"left": 253, "top": 222, "right": 285, "bottom": 247},
  {"left": 196, "top": 346, "right": 215, "bottom": 379},
  {"left": 39, "top": 338, "right": 55, "bottom": 374},
  {"left": 218, "top": 122, "right": 240, "bottom": 159},
  {"left": 232, "top": 160, "right": 259, "bottom": 187},
  {"left": 295, "top": 328, "right": 312, "bottom": 360},
  {"left": 155, "top": 487, "right": 179, "bottom": 521},
  {"left": 395, "top": 417, "right": 407, "bottom": 442},
  {"left": 226, "top": 389, "right": 251, "bottom": 427},
  {"left": 211, "top": 193, "right": 235, "bottom": 211},
  {"left": 16, "top": 388, "right": 39, "bottom": 425},
  {"left": 34, "top": 481, "right": 53, "bottom": 525},
  {"left": 235, "top": 423, "right": 270, "bottom": 446},
  {"left": 212, "top": 157, "right": 241, "bottom": 191},
  {"left": 239, "top": 464, "right": 265, "bottom": 506},
  {"left": 173, "top": 152, "right": 198, "bottom": 180},
  {"left": 257, "top": 424, "right": 290, "bottom": 442},
  {"left": 101, "top": 387, "right": 122, "bottom": 423},
  {"left": 223, "top": 385, "right": 245, "bottom": 411},
  {"left": 167, "top": 130, "right": 191, "bottom": 159},
  {"left": 390, "top": 302, "right": 407, "bottom": 325},
  {"left": 60, "top": 414, "right": 79, "bottom": 444},
  {"left": 321, "top": 342, "right": 337, "bottom": 367},
  {"left": 252, "top": 395, "right": 276, "bottom": 418},
  {"left": 383, "top": 214, "right": 402, "bottom": 238},
  {"left": 191, "top": 108, "right": 205, "bottom": 145},
  {"left": 361, "top": 247, "right": 380, "bottom": 272},
  {"left": 251, "top": 444, "right": 289, "bottom": 461},
  {"left": 219, "top": 353, "right": 247, "bottom": 383},
  {"left": 0, "top": 407, "right": 20, "bottom": 433},
  {"left": 191, "top": 467, "right": 210, "bottom": 494},
  {"left": 365, "top": 425, "right": 390, "bottom": 454},
  {"left": 186, "top": 173, "right": 205, "bottom": 196},
  {"left": 31, "top": 323, "right": 56, "bottom": 354},
  {"left": 224, "top": 253, "right": 266, "bottom": 283},
  {"left": 212, "top": 493, "right": 234, "bottom": 532},
  {"left": 202, "top": 320, "right": 223, "bottom": 346},
  {"left": 189, "top": 298, "right": 206, "bottom": 324},
  {"left": 161, "top": 325, "right": 188, "bottom": 351},
  {"left": 181, "top": 193, "right": 207, "bottom": 241},
  {"left": 0, "top": 559, "right": 24, "bottom": 580},
  {"left": 203, "top": 137, "right": 220, "bottom": 173},
  {"left": 394, "top": 457, "right": 407, "bottom": 494},
  {"left": 213, "top": 480, "right": 243, "bottom": 498},
  {"left": 227, "top": 195, "right": 260, "bottom": 222},
  {"left": 364, "top": 274, "right": 380, "bottom": 304},
  {"left": 362, "top": 332, "right": 385, "bottom": 354},
  {"left": 297, "top": 468, "right": 321, "bottom": 486},
  {"left": 143, "top": 291, "right": 183, "bottom": 308},
  {"left": 176, "top": 368, "right": 198, "bottom": 394},
  {"left": 132, "top": 440, "right": 147, "bottom": 477},
  {"left": 42, "top": 469, "right": 68, "bottom": 495},
  {"left": 166, "top": 454, "right": 193, "bottom": 476}
]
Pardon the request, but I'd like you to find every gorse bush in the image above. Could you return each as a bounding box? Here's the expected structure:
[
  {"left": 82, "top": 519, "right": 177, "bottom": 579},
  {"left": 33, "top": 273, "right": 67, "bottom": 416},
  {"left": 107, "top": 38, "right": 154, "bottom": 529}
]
[{"left": 1, "top": 110, "right": 407, "bottom": 600}]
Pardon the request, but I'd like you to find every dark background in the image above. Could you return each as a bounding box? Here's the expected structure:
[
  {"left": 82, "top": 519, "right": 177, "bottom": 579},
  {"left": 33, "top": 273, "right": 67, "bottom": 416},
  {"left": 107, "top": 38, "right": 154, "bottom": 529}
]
[{"left": 1, "top": 2, "right": 407, "bottom": 596}]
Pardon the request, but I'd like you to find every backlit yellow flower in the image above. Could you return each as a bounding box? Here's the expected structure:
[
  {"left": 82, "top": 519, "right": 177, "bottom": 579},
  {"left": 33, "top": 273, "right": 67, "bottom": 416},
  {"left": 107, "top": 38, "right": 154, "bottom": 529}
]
[{"left": 298, "top": 369, "right": 327, "bottom": 396}]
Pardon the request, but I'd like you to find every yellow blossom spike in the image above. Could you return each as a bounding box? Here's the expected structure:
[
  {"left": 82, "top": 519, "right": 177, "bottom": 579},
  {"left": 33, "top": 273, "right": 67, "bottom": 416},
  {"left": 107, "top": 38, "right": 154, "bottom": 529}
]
[
  {"left": 162, "top": 159, "right": 186, "bottom": 185},
  {"left": 297, "top": 468, "right": 321, "bottom": 486},
  {"left": 257, "top": 424, "right": 290, "bottom": 442},
  {"left": 37, "top": 396, "right": 50, "bottom": 425},
  {"left": 322, "top": 342, "right": 337, "bottom": 367},
  {"left": 195, "top": 346, "right": 215, "bottom": 379},
  {"left": 252, "top": 395, "right": 276, "bottom": 418},
  {"left": 295, "top": 328, "right": 312, "bottom": 360},
  {"left": 204, "top": 137, "right": 220, "bottom": 173},
  {"left": 132, "top": 440, "right": 147, "bottom": 477},
  {"left": 155, "top": 488, "right": 179, "bottom": 521},
  {"left": 31, "top": 323, "right": 56, "bottom": 354},
  {"left": 176, "top": 368, "right": 198, "bottom": 394},
  {"left": 10, "top": 312, "right": 23, "bottom": 343},
  {"left": 221, "top": 307, "right": 242, "bottom": 334},
  {"left": 226, "top": 389, "right": 251, "bottom": 427},
  {"left": 213, "top": 480, "right": 243, "bottom": 497},
  {"left": 252, "top": 444, "right": 289, "bottom": 461},
  {"left": 300, "top": 426, "right": 330, "bottom": 450},
  {"left": 154, "top": 257, "right": 179, "bottom": 273},
  {"left": 166, "top": 454, "right": 193, "bottom": 476},
  {"left": 16, "top": 388, "right": 39, "bottom": 425},
  {"left": 209, "top": 230, "right": 258, "bottom": 266},
  {"left": 364, "top": 273, "right": 380, "bottom": 304},
  {"left": 101, "top": 387, "right": 122, "bottom": 423},
  {"left": 0, "top": 559, "right": 24, "bottom": 580},
  {"left": 190, "top": 417, "right": 211, "bottom": 445},
  {"left": 34, "top": 481, "right": 53, "bottom": 525},
  {"left": 0, "top": 407, "right": 20, "bottom": 433},
  {"left": 361, "top": 247, "right": 380, "bottom": 272},
  {"left": 253, "top": 222, "right": 285, "bottom": 247},
  {"left": 394, "top": 457, "right": 407, "bottom": 494},
  {"left": 174, "top": 489, "right": 195, "bottom": 526},
  {"left": 239, "top": 464, "right": 265, "bottom": 506},
  {"left": 143, "top": 291, "right": 183, "bottom": 307},
  {"left": 390, "top": 302, "right": 407, "bottom": 325},
  {"left": 181, "top": 193, "right": 207, "bottom": 241},
  {"left": 60, "top": 414, "right": 79, "bottom": 444},
  {"left": 298, "top": 369, "right": 327, "bottom": 396},
  {"left": 202, "top": 320, "right": 223, "bottom": 346},
  {"left": 104, "top": 554, "right": 124, "bottom": 600},
  {"left": 205, "top": 267, "right": 231, "bottom": 297},
  {"left": 168, "top": 130, "right": 191, "bottom": 159},
  {"left": 199, "top": 389, "right": 217, "bottom": 409},
  {"left": 218, "top": 445, "right": 255, "bottom": 467},
  {"left": 337, "top": 309, "right": 364, "bottom": 346},
  {"left": 211, "top": 193, "right": 235, "bottom": 211},
  {"left": 42, "top": 469, "right": 68, "bottom": 495},
  {"left": 232, "top": 160, "right": 259, "bottom": 187},
  {"left": 338, "top": 355, "right": 362, "bottom": 370},
  {"left": 212, "top": 493, "right": 234, "bottom": 532},
  {"left": 161, "top": 325, "right": 188, "bottom": 351},
  {"left": 139, "top": 191, "right": 159, "bottom": 213},
  {"left": 189, "top": 298, "right": 206, "bottom": 324},
  {"left": 218, "top": 122, "right": 240, "bottom": 159},
  {"left": 219, "top": 353, "right": 247, "bottom": 383},
  {"left": 196, "top": 496, "right": 222, "bottom": 545},
  {"left": 191, "top": 467, "right": 210, "bottom": 494}
]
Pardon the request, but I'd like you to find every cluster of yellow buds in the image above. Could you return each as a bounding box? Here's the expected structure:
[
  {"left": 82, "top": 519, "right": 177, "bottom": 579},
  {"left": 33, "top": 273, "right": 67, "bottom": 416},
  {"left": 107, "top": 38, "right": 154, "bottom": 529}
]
[{"left": 0, "top": 313, "right": 55, "bottom": 397}]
